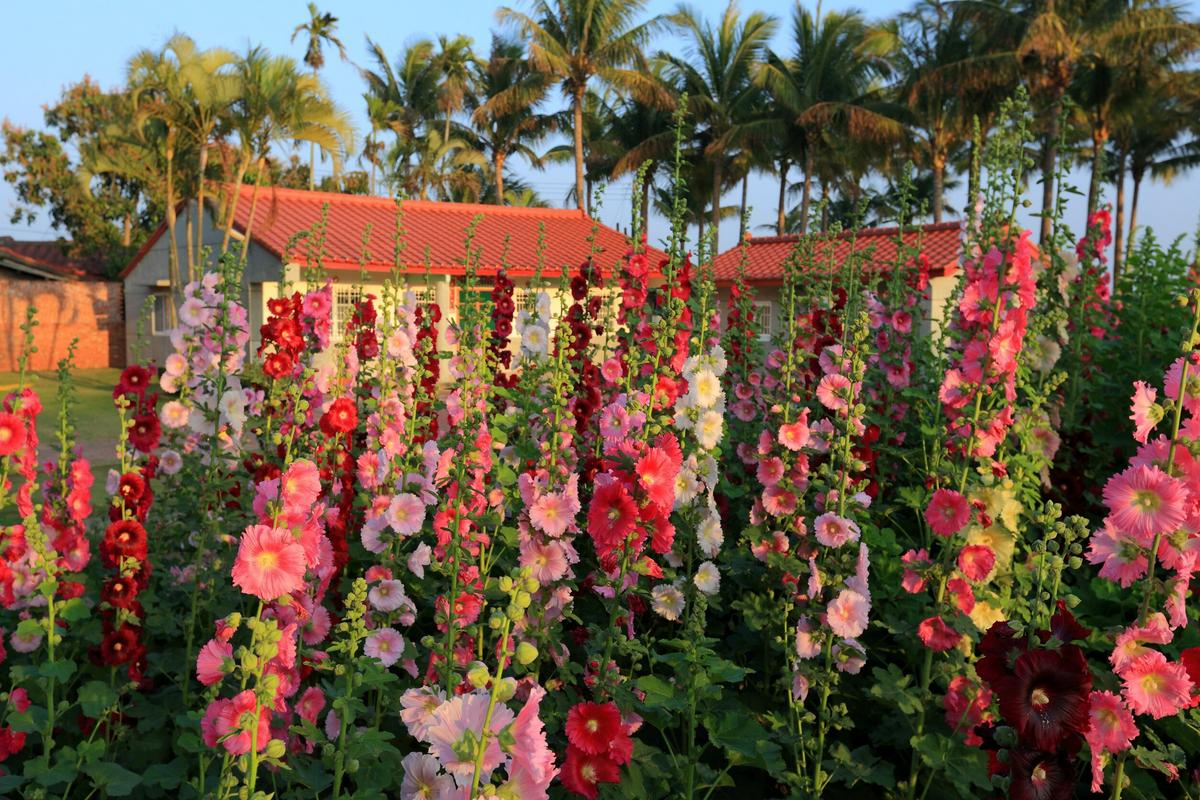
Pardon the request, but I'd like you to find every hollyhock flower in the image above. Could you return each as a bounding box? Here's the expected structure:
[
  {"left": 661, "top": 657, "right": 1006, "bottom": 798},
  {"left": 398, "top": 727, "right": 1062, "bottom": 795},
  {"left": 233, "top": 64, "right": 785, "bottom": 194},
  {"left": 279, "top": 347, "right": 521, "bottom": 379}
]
[
  {"left": 399, "top": 752, "right": 455, "bottom": 800},
  {"left": 695, "top": 410, "right": 724, "bottom": 449},
  {"left": 917, "top": 616, "right": 961, "bottom": 652},
  {"left": 196, "top": 638, "right": 232, "bottom": 686},
  {"left": 530, "top": 491, "right": 576, "bottom": 538},
  {"left": 826, "top": 589, "right": 869, "bottom": 638},
  {"left": 925, "top": 489, "right": 971, "bottom": 537},
  {"left": 957, "top": 544, "right": 996, "bottom": 582},
  {"left": 566, "top": 702, "right": 624, "bottom": 755},
  {"left": 943, "top": 676, "right": 992, "bottom": 746},
  {"left": 900, "top": 548, "right": 931, "bottom": 593},
  {"left": 1086, "top": 520, "right": 1148, "bottom": 587},
  {"left": 1129, "top": 381, "right": 1161, "bottom": 444},
  {"left": 686, "top": 369, "right": 722, "bottom": 409},
  {"left": 995, "top": 647, "right": 1092, "bottom": 750},
  {"left": 128, "top": 414, "right": 161, "bottom": 452},
  {"left": 506, "top": 686, "right": 557, "bottom": 800},
  {"left": 1103, "top": 465, "right": 1188, "bottom": 539},
  {"left": 1164, "top": 356, "right": 1200, "bottom": 414},
  {"left": 296, "top": 686, "right": 326, "bottom": 725},
  {"left": 319, "top": 397, "right": 358, "bottom": 437},
  {"left": 160, "top": 401, "right": 190, "bottom": 429},
  {"left": 813, "top": 513, "right": 860, "bottom": 548},
  {"left": 1110, "top": 613, "right": 1172, "bottom": 676},
  {"left": 399, "top": 687, "right": 446, "bottom": 741},
  {"left": 816, "top": 373, "right": 852, "bottom": 413},
  {"left": 697, "top": 512, "right": 723, "bottom": 557},
  {"left": 693, "top": 561, "right": 720, "bottom": 595},
  {"left": 364, "top": 627, "right": 404, "bottom": 668},
  {"left": 756, "top": 456, "right": 785, "bottom": 486},
  {"left": 426, "top": 691, "right": 515, "bottom": 779},
  {"left": 651, "top": 583, "right": 685, "bottom": 621},
  {"left": 520, "top": 537, "right": 569, "bottom": 584},
  {"left": 587, "top": 479, "right": 637, "bottom": 552},
  {"left": 1121, "top": 651, "right": 1193, "bottom": 718},
  {"left": 230, "top": 525, "right": 306, "bottom": 601},
  {"left": 560, "top": 745, "right": 620, "bottom": 799},
  {"left": 385, "top": 493, "right": 425, "bottom": 537},
  {"left": 946, "top": 577, "right": 975, "bottom": 614},
  {"left": 1008, "top": 747, "right": 1075, "bottom": 800},
  {"left": 281, "top": 460, "right": 321, "bottom": 510},
  {"left": 762, "top": 486, "right": 797, "bottom": 517},
  {"left": 215, "top": 690, "right": 270, "bottom": 755},
  {"left": 102, "top": 519, "right": 148, "bottom": 565},
  {"left": 407, "top": 542, "right": 431, "bottom": 578},
  {"left": 1087, "top": 691, "right": 1137, "bottom": 754},
  {"left": 368, "top": 579, "right": 407, "bottom": 612}
]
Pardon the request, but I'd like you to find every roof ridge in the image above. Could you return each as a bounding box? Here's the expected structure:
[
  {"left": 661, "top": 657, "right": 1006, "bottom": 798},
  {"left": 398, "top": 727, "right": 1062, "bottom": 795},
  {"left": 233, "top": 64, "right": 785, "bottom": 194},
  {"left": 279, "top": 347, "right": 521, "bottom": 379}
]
[{"left": 744, "top": 220, "right": 963, "bottom": 247}]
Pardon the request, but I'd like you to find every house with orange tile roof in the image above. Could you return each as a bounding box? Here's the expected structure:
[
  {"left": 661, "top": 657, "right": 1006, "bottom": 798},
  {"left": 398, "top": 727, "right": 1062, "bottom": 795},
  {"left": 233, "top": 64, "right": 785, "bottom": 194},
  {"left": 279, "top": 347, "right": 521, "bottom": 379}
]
[
  {"left": 709, "top": 222, "right": 964, "bottom": 340},
  {"left": 121, "top": 185, "right": 666, "bottom": 364}
]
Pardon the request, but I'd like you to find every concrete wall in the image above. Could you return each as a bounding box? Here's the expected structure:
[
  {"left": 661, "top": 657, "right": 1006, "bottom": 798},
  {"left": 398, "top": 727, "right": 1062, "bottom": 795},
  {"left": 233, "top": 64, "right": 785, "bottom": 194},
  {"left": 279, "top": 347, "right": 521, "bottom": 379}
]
[{"left": 0, "top": 279, "right": 124, "bottom": 371}]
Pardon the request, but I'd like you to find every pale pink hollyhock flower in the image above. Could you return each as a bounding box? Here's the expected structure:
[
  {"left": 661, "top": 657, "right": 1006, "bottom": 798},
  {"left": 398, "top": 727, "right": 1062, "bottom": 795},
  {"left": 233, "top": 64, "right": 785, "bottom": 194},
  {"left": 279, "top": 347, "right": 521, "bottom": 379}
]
[
  {"left": 529, "top": 491, "right": 575, "bottom": 538},
  {"left": 11, "top": 627, "right": 42, "bottom": 654},
  {"left": 426, "top": 691, "right": 515, "bottom": 779},
  {"left": 816, "top": 373, "right": 853, "bottom": 413},
  {"left": 813, "top": 513, "right": 860, "bottom": 548},
  {"left": 1110, "top": 613, "right": 1173, "bottom": 677},
  {"left": 399, "top": 687, "right": 446, "bottom": 741},
  {"left": 400, "top": 752, "right": 455, "bottom": 800},
  {"left": 364, "top": 627, "right": 404, "bottom": 668},
  {"left": 1103, "top": 465, "right": 1188, "bottom": 540},
  {"left": 833, "top": 639, "right": 865, "bottom": 674},
  {"left": 756, "top": 456, "right": 785, "bottom": 487},
  {"left": 161, "top": 400, "right": 190, "bottom": 429},
  {"left": 281, "top": 460, "right": 322, "bottom": 511},
  {"left": 231, "top": 525, "right": 307, "bottom": 601},
  {"left": 196, "top": 638, "right": 232, "bottom": 686},
  {"left": 1122, "top": 651, "right": 1194, "bottom": 718},
  {"left": 296, "top": 686, "right": 326, "bottom": 725},
  {"left": 1087, "top": 691, "right": 1139, "bottom": 793},
  {"left": 159, "top": 449, "right": 183, "bottom": 475},
  {"left": 520, "top": 537, "right": 569, "bottom": 584},
  {"left": 795, "top": 617, "right": 821, "bottom": 659},
  {"left": 385, "top": 493, "right": 425, "bottom": 537},
  {"left": 826, "top": 589, "right": 869, "bottom": 639},
  {"left": 792, "top": 674, "right": 810, "bottom": 702},
  {"left": 1087, "top": 520, "right": 1148, "bottom": 587},
  {"left": 369, "top": 579, "right": 407, "bottom": 612},
  {"left": 407, "top": 542, "right": 432, "bottom": 578},
  {"left": 505, "top": 686, "right": 558, "bottom": 799},
  {"left": 324, "top": 709, "right": 340, "bottom": 741},
  {"left": 302, "top": 605, "right": 332, "bottom": 646}
]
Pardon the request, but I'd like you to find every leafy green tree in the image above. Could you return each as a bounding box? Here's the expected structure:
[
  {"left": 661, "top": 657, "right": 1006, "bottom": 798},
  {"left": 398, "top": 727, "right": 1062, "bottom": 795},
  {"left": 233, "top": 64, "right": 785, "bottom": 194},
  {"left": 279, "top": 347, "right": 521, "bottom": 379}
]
[{"left": 292, "top": 3, "right": 348, "bottom": 189}]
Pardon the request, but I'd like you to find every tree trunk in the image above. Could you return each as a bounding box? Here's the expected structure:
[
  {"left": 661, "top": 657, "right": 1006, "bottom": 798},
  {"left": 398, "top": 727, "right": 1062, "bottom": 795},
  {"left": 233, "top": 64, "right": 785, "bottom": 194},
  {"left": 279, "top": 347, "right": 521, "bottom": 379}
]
[
  {"left": 585, "top": 178, "right": 593, "bottom": 218},
  {"left": 1113, "top": 147, "right": 1128, "bottom": 282},
  {"left": 799, "top": 138, "right": 815, "bottom": 235},
  {"left": 819, "top": 178, "right": 829, "bottom": 233},
  {"left": 1039, "top": 91, "right": 1064, "bottom": 246},
  {"left": 196, "top": 141, "right": 209, "bottom": 272},
  {"left": 185, "top": 202, "right": 195, "bottom": 284},
  {"left": 122, "top": 214, "right": 132, "bottom": 247},
  {"left": 572, "top": 87, "right": 586, "bottom": 211},
  {"left": 1087, "top": 123, "right": 1108, "bottom": 217},
  {"left": 777, "top": 158, "right": 789, "bottom": 235},
  {"left": 710, "top": 157, "right": 723, "bottom": 253},
  {"left": 241, "top": 160, "right": 265, "bottom": 265},
  {"left": 1127, "top": 168, "right": 1143, "bottom": 264},
  {"left": 641, "top": 165, "right": 653, "bottom": 240},
  {"left": 932, "top": 150, "right": 946, "bottom": 224},
  {"left": 165, "top": 129, "right": 180, "bottom": 326},
  {"left": 494, "top": 151, "right": 506, "bottom": 204},
  {"left": 739, "top": 172, "right": 749, "bottom": 241},
  {"left": 222, "top": 157, "right": 250, "bottom": 254},
  {"left": 309, "top": 141, "right": 316, "bottom": 191}
]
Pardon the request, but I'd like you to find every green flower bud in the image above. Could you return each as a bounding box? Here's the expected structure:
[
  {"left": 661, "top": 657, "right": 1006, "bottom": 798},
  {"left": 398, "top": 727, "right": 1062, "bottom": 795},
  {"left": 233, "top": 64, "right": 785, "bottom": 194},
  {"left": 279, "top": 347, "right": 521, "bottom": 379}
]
[
  {"left": 495, "top": 677, "right": 517, "bottom": 702},
  {"left": 516, "top": 641, "right": 538, "bottom": 666},
  {"left": 467, "top": 662, "right": 491, "bottom": 689},
  {"left": 265, "top": 739, "right": 286, "bottom": 759}
]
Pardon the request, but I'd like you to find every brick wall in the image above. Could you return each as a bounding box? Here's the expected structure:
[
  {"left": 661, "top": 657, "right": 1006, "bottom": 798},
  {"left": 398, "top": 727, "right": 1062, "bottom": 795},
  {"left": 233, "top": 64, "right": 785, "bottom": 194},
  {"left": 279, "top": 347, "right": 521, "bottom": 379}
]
[{"left": 0, "top": 279, "right": 125, "bottom": 371}]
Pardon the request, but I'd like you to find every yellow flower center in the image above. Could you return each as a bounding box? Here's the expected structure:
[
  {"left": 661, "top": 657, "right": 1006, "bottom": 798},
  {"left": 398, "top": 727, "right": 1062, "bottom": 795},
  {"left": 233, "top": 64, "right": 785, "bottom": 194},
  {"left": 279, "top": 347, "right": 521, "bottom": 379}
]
[{"left": 255, "top": 550, "right": 279, "bottom": 571}]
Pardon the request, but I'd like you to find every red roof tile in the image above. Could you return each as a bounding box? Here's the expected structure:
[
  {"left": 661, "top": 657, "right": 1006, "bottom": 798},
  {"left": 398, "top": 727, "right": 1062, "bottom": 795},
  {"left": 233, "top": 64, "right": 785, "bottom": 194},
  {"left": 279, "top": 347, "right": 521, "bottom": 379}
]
[
  {"left": 711, "top": 222, "right": 964, "bottom": 284},
  {"left": 0, "top": 237, "right": 109, "bottom": 280},
  {"left": 122, "top": 186, "right": 666, "bottom": 279}
]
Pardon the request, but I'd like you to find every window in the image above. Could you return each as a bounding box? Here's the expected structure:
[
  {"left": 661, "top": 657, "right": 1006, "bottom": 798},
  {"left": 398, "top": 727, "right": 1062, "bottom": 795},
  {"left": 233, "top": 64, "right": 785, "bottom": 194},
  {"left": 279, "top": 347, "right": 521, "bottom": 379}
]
[
  {"left": 333, "top": 287, "right": 361, "bottom": 340},
  {"left": 752, "top": 301, "right": 775, "bottom": 341},
  {"left": 149, "top": 289, "right": 172, "bottom": 336}
]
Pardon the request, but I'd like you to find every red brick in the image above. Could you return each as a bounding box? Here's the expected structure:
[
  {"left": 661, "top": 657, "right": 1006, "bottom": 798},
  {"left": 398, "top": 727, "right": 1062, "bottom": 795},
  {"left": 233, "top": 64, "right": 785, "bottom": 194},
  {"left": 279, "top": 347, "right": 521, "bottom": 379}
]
[{"left": 0, "top": 279, "right": 125, "bottom": 371}]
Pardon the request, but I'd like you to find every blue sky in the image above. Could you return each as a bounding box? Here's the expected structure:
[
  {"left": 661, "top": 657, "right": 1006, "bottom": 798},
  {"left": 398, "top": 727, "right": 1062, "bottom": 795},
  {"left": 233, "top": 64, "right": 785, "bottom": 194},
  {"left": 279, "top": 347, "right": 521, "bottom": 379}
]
[{"left": 1, "top": 0, "right": 1197, "bottom": 254}]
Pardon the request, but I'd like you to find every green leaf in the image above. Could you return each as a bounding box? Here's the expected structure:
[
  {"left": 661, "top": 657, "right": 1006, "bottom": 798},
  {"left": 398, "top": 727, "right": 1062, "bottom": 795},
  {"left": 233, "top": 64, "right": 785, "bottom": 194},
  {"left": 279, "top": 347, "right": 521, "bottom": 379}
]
[
  {"left": 142, "top": 758, "right": 188, "bottom": 789},
  {"left": 78, "top": 680, "right": 118, "bottom": 718},
  {"left": 84, "top": 761, "right": 142, "bottom": 796},
  {"left": 869, "top": 664, "right": 923, "bottom": 716},
  {"left": 39, "top": 658, "right": 76, "bottom": 683},
  {"left": 634, "top": 675, "right": 683, "bottom": 710},
  {"left": 58, "top": 597, "right": 90, "bottom": 623},
  {"left": 706, "top": 657, "right": 748, "bottom": 684},
  {"left": 15, "top": 618, "right": 43, "bottom": 640},
  {"left": 496, "top": 464, "right": 517, "bottom": 487},
  {"left": 828, "top": 743, "right": 895, "bottom": 789},
  {"left": 704, "top": 710, "right": 786, "bottom": 776}
]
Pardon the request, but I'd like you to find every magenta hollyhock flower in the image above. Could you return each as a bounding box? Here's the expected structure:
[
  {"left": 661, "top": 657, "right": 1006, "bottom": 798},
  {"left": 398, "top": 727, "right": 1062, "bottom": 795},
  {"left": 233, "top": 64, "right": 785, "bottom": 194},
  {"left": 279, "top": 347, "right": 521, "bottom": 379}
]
[
  {"left": 1087, "top": 520, "right": 1149, "bottom": 587},
  {"left": 231, "top": 525, "right": 307, "bottom": 601},
  {"left": 364, "top": 627, "right": 404, "bottom": 668},
  {"left": 826, "top": 589, "right": 869, "bottom": 639},
  {"left": 917, "top": 616, "right": 961, "bottom": 652},
  {"left": 1122, "top": 651, "right": 1193, "bottom": 718},
  {"left": 385, "top": 493, "right": 426, "bottom": 537},
  {"left": 925, "top": 489, "right": 971, "bottom": 537},
  {"left": 1103, "top": 465, "right": 1188, "bottom": 540},
  {"left": 813, "top": 513, "right": 860, "bottom": 548},
  {"left": 196, "top": 638, "right": 232, "bottom": 686},
  {"left": 296, "top": 686, "right": 326, "bottom": 725},
  {"left": 957, "top": 545, "right": 996, "bottom": 582},
  {"left": 1129, "top": 381, "right": 1160, "bottom": 444}
]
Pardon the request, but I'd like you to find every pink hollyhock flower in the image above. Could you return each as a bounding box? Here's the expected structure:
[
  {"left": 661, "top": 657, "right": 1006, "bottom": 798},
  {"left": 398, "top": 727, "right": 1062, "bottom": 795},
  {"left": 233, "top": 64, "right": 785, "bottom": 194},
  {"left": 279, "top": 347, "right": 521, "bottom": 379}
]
[
  {"left": 778, "top": 414, "right": 810, "bottom": 451},
  {"left": 426, "top": 691, "right": 515, "bottom": 780},
  {"left": 302, "top": 605, "right": 331, "bottom": 646},
  {"left": 925, "top": 489, "right": 971, "bottom": 537},
  {"left": 1087, "top": 520, "right": 1149, "bottom": 587},
  {"left": 505, "top": 686, "right": 558, "bottom": 800},
  {"left": 1111, "top": 614, "right": 1173, "bottom": 676},
  {"left": 826, "top": 589, "right": 869, "bottom": 639},
  {"left": 636, "top": 447, "right": 677, "bottom": 511},
  {"left": 280, "top": 459, "right": 321, "bottom": 511},
  {"left": 196, "top": 638, "right": 232, "bottom": 686},
  {"left": 215, "top": 690, "right": 270, "bottom": 755},
  {"left": 160, "top": 401, "right": 190, "bottom": 430},
  {"left": 1122, "top": 651, "right": 1194, "bottom": 718},
  {"left": 400, "top": 752, "right": 455, "bottom": 800},
  {"left": 813, "top": 513, "right": 860, "bottom": 548},
  {"left": 917, "top": 616, "right": 961, "bottom": 652},
  {"left": 364, "top": 627, "right": 404, "bottom": 668},
  {"left": 520, "top": 537, "right": 569, "bottom": 584},
  {"left": 530, "top": 491, "right": 575, "bottom": 538},
  {"left": 368, "top": 579, "right": 407, "bottom": 613},
  {"left": 1087, "top": 690, "right": 1137, "bottom": 752},
  {"left": 1129, "top": 381, "right": 1160, "bottom": 444},
  {"left": 945, "top": 577, "right": 975, "bottom": 614},
  {"left": 296, "top": 686, "right": 326, "bottom": 725},
  {"left": 399, "top": 687, "right": 446, "bottom": 742},
  {"left": 230, "top": 525, "right": 307, "bottom": 601},
  {"left": 901, "top": 548, "right": 931, "bottom": 593},
  {"left": 943, "top": 676, "right": 992, "bottom": 746},
  {"left": 762, "top": 486, "right": 797, "bottom": 517},
  {"left": 7, "top": 687, "right": 29, "bottom": 713},
  {"left": 385, "top": 493, "right": 426, "bottom": 537},
  {"left": 407, "top": 542, "right": 432, "bottom": 578},
  {"left": 1103, "top": 465, "right": 1188, "bottom": 540},
  {"left": 756, "top": 456, "right": 785, "bottom": 487},
  {"left": 795, "top": 617, "right": 821, "bottom": 659},
  {"left": 1164, "top": 357, "right": 1200, "bottom": 415},
  {"left": 957, "top": 545, "right": 996, "bottom": 582},
  {"left": 816, "top": 373, "right": 852, "bottom": 413}
]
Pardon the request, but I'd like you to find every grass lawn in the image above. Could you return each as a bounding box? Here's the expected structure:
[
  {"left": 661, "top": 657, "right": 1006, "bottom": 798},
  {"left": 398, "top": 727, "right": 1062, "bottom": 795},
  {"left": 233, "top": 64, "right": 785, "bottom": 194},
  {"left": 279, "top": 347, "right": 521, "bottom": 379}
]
[{"left": 0, "top": 367, "right": 123, "bottom": 515}]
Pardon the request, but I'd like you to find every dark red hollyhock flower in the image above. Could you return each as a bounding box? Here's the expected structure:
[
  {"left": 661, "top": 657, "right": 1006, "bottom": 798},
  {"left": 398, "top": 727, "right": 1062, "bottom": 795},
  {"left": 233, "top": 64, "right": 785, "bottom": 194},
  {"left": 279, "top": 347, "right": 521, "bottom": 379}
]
[
  {"left": 560, "top": 745, "right": 620, "bottom": 799},
  {"left": 117, "top": 472, "right": 146, "bottom": 505},
  {"left": 101, "top": 576, "right": 140, "bottom": 609},
  {"left": 1181, "top": 647, "right": 1200, "bottom": 688},
  {"left": 100, "top": 623, "right": 139, "bottom": 666},
  {"left": 127, "top": 414, "right": 161, "bottom": 453},
  {"left": 101, "top": 519, "right": 148, "bottom": 566},
  {"left": 1042, "top": 600, "right": 1091, "bottom": 645},
  {"left": 1008, "top": 747, "right": 1075, "bottom": 800},
  {"left": 976, "top": 620, "right": 1022, "bottom": 685},
  {"left": 57, "top": 581, "right": 86, "bottom": 600},
  {"left": 115, "top": 365, "right": 152, "bottom": 398},
  {"left": 319, "top": 397, "right": 358, "bottom": 437},
  {"left": 995, "top": 646, "right": 1091, "bottom": 752}
]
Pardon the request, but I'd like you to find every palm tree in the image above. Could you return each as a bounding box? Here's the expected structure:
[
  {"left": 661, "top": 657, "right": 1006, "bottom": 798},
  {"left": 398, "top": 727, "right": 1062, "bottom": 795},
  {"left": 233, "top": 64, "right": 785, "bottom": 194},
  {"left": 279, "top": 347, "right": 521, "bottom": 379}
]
[
  {"left": 497, "top": 0, "right": 668, "bottom": 210},
  {"left": 607, "top": 72, "right": 678, "bottom": 236},
  {"left": 470, "top": 36, "right": 554, "bottom": 202},
  {"left": 432, "top": 35, "right": 479, "bottom": 143},
  {"left": 360, "top": 37, "right": 441, "bottom": 193},
  {"left": 292, "top": 3, "right": 348, "bottom": 189},
  {"left": 398, "top": 128, "right": 487, "bottom": 201},
  {"left": 757, "top": 6, "right": 899, "bottom": 234},
  {"left": 661, "top": 2, "right": 777, "bottom": 251}
]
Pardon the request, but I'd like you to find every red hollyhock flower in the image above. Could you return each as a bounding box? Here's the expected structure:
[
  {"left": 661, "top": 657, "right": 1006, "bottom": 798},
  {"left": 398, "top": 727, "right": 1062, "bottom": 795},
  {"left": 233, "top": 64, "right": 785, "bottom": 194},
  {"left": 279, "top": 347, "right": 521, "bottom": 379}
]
[
  {"left": 635, "top": 447, "right": 677, "bottom": 511},
  {"left": 1008, "top": 746, "right": 1075, "bottom": 800},
  {"left": 117, "top": 472, "right": 146, "bottom": 505},
  {"left": 262, "top": 351, "right": 294, "bottom": 379},
  {"left": 995, "top": 646, "right": 1092, "bottom": 751},
  {"left": 560, "top": 745, "right": 621, "bottom": 799},
  {"left": 587, "top": 479, "right": 638, "bottom": 559},
  {"left": 101, "top": 576, "right": 140, "bottom": 609},
  {"left": 976, "top": 620, "right": 1021, "bottom": 684},
  {"left": 128, "top": 414, "right": 161, "bottom": 453},
  {"left": 100, "top": 623, "right": 140, "bottom": 665},
  {"left": 101, "top": 519, "right": 148, "bottom": 566},
  {"left": 565, "top": 701, "right": 624, "bottom": 755},
  {"left": 917, "top": 616, "right": 961, "bottom": 652},
  {"left": 0, "top": 413, "right": 26, "bottom": 456},
  {"left": 1043, "top": 600, "right": 1090, "bottom": 645},
  {"left": 319, "top": 397, "right": 358, "bottom": 437},
  {"left": 115, "top": 365, "right": 151, "bottom": 397}
]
